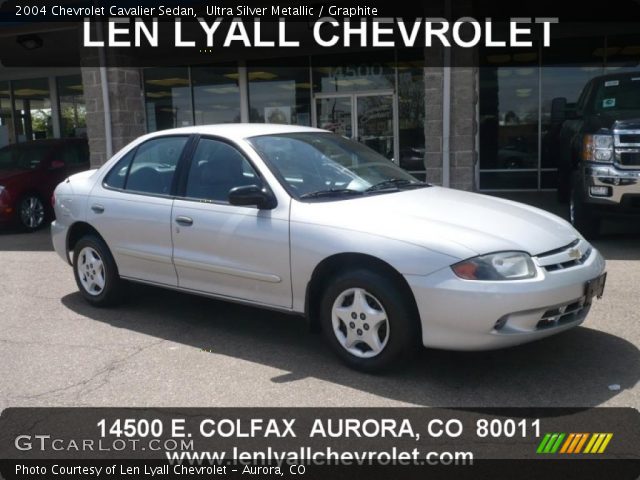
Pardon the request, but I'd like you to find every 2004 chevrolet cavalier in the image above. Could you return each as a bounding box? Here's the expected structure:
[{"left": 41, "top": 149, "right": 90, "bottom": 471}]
[{"left": 51, "top": 125, "right": 606, "bottom": 371}]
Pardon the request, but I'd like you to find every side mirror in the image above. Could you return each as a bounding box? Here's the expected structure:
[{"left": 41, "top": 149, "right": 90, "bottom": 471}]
[
  {"left": 228, "top": 185, "right": 277, "bottom": 210},
  {"left": 50, "top": 160, "right": 65, "bottom": 170},
  {"left": 550, "top": 97, "right": 567, "bottom": 124}
]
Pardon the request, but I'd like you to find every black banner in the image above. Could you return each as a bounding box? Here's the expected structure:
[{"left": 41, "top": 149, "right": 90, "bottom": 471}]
[{"left": 1, "top": 408, "right": 639, "bottom": 479}]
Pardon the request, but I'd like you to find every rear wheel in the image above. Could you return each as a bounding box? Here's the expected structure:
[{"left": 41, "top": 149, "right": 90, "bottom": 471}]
[
  {"left": 570, "top": 179, "right": 600, "bottom": 239},
  {"left": 18, "top": 194, "right": 46, "bottom": 231},
  {"left": 73, "top": 235, "right": 124, "bottom": 307},
  {"left": 320, "top": 269, "right": 419, "bottom": 372}
]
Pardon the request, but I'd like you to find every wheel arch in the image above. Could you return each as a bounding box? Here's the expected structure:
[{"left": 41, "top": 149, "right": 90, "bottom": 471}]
[
  {"left": 66, "top": 222, "right": 108, "bottom": 264},
  {"left": 305, "top": 252, "right": 421, "bottom": 335}
]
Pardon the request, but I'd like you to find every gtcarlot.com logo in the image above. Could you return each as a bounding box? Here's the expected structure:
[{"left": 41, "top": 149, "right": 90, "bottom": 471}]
[{"left": 536, "top": 433, "right": 613, "bottom": 454}]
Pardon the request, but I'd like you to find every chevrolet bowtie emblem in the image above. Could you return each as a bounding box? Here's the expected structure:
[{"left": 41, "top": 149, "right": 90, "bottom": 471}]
[{"left": 568, "top": 248, "right": 582, "bottom": 259}]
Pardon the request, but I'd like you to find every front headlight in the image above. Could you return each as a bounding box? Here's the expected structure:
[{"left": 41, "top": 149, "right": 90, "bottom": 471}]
[
  {"left": 582, "top": 134, "right": 613, "bottom": 163},
  {"left": 451, "top": 251, "right": 537, "bottom": 281}
]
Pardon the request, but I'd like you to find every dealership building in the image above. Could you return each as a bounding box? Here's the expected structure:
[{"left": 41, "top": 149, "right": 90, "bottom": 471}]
[{"left": 0, "top": 18, "right": 638, "bottom": 193}]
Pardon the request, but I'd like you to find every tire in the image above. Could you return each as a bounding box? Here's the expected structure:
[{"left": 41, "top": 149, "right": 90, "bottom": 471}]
[
  {"left": 73, "top": 234, "right": 124, "bottom": 307},
  {"left": 320, "top": 269, "right": 419, "bottom": 372},
  {"left": 17, "top": 194, "right": 46, "bottom": 232},
  {"left": 570, "top": 180, "right": 600, "bottom": 239}
]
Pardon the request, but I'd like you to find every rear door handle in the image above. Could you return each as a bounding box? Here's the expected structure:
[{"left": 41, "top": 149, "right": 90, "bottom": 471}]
[
  {"left": 175, "top": 216, "right": 193, "bottom": 226},
  {"left": 91, "top": 204, "right": 105, "bottom": 214}
]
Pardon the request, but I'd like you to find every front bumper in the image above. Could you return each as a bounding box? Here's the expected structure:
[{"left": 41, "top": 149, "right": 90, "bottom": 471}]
[
  {"left": 584, "top": 164, "right": 640, "bottom": 214},
  {"left": 405, "top": 242, "right": 606, "bottom": 351}
]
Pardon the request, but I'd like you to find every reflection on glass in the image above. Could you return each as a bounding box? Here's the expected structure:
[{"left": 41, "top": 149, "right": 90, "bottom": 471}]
[
  {"left": 397, "top": 50, "right": 426, "bottom": 176},
  {"left": 540, "top": 37, "right": 606, "bottom": 174},
  {"left": 479, "top": 47, "right": 540, "bottom": 189},
  {"left": 357, "top": 95, "right": 394, "bottom": 160},
  {"left": 0, "top": 81, "right": 14, "bottom": 147},
  {"left": 57, "top": 75, "right": 86, "bottom": 138},
  {"left": 316, "top": 97, "right": 352, "bottom": 138},
  {"left": 248, "top": 63, "right": 311, "bottom": 125},
  {"left": 144, "top": 67, "right": 192, "bottom": 132},
  {"left": 12, "top": 78, "right": 52, "bottom": 142},
  {"left": 192, "top": 65, "right": 241, "bottom": 124},
  {"left": 313, "top": 53, "right": 395, "bottom": 94}
]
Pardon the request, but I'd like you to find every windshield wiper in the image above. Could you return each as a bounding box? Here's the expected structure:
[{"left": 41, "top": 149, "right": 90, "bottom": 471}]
[
  {"left": 299, "top": 188, "right": 363, "bottom": 199},
  {"left": 365, "top": 178, "right": 428, "bottom": 192}
]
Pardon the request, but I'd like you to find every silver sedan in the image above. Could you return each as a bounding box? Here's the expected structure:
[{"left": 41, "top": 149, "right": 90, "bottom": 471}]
[{"left": 51, "top": 125, "right": 607, "bottom": 371}]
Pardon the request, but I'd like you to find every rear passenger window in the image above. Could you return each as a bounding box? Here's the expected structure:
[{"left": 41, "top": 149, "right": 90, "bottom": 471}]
[
  {"left": 103, "top": 137, "right": 188, "bottom": 194},
  {"left": 103, "top": 151, "right": 134, "bottom": 189}
]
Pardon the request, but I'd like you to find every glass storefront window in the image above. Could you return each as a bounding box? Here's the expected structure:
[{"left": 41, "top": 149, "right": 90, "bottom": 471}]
[
  {"left": 248, "top": 61, "right": 311, "bottom": 125},
  {"left": 479, "top": 48, "right": 540, "bottom": 189},
  {"left": 397, "top": 49, "right": 426, "bottom": 179},
  {"left": 540, "top": 37, "right": 605, "bottom": 188},
  {"left": 0, "top": 82, "right": 14, "bottom": 147},
  {"left": 57, "top": 75, "right": 86, "bottom": 138},
  {"left": 12, "top": 77, "right": 52, "bottom": 142},
  {"left": 192, "top": 65, "right": 241, "bottom": 124},
  {"left": 144, "top": 67, "right": 192, "bottom": 132},
  {"left": 313, "top": 52, "right": 395, "bottom": 94}
]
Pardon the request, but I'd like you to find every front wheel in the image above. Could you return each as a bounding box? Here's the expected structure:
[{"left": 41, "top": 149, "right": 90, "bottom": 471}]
[
  {"left": 320, "top": 269, "right": 419, "bottom": 372},
  {"left": 73, "top": 235, "right": 124, "bottom": 307}
]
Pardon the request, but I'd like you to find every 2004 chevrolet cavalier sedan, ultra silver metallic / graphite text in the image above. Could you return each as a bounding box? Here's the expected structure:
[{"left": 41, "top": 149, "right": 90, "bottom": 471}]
[{"left": 51, "top": 125, "right": 607, "bottom": 371}]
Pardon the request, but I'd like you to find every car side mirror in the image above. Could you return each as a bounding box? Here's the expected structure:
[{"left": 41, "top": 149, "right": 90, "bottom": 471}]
[
  {"left": 228, "top": 185, "right": 277, "bottom": 210},
  {"left": 550, "top": 97, "right": 567, "bottom": 124},
  {"left": 50, "top": 160, "right": 65, "bottom": 170}
]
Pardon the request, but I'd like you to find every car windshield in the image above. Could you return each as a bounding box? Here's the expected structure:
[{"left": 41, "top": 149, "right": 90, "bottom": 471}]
[
  {"left": 248, "top": 132, "right": 427, "bottom": 199},
  {"left": 593, "top": 76, "right": 640, "bottom": 113},
  {"left": 0, "top": 144, "right": 50, "bottom": 171}
]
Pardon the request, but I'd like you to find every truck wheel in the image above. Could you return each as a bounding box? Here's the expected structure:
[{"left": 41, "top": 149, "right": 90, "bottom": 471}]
[
  {"left": 73, "top": 234, "right": 124, "bottom": 307},
  {"left": 570, "top": 183, "right": 600, "bottom": 239},
  {"left": 320, "top": 269, "right": 419, "bottom": 372}
]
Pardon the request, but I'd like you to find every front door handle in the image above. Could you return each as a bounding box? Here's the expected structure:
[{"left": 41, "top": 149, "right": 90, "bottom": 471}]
[
  {"left": 91, "top": 204, "right": 105, "bottom": 214},
  {"left": 175, "top": 216, "right": 193, "bottom": 226}
]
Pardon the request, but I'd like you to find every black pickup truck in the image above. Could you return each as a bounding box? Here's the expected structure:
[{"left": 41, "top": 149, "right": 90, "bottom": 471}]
[{"left": 552, "top": 72, "right": 640, "bottom": 237}]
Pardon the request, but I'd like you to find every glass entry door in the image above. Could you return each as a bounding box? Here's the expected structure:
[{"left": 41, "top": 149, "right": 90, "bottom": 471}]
[{"left": 314, "top": 92, "right": 398, "bottom": 162}]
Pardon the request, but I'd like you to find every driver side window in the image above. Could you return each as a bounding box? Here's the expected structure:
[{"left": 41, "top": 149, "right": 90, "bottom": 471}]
[{"left": 184, "top": 138, "right": 259, "bottom": 202}]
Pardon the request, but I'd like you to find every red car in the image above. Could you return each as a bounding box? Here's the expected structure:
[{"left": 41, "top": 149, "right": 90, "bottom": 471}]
[{"left": 0, "top": 138, "right": 89, "bottom": 231}]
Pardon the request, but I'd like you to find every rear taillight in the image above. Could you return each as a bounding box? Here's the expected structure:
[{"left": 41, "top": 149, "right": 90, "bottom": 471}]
[{"left": 51, "top": 192, "right": 56, "bottom": 208}]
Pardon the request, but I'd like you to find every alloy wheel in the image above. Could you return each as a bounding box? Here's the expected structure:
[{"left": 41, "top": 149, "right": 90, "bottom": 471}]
[
  {"left": 77, "top": 247, "right": 106, "bottom": 296},
  {"left": 20, "top": 196, "right": 44, "bottom": 229},
  {"left": 331, "top": 287, "right": 390, "bottom": 358}
]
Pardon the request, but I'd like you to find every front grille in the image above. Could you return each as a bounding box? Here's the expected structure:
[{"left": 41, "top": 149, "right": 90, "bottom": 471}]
[
  {"left": 536, "top": 239, "right": 592, "bottom": 272},
  {"left": 619, "top": 151, "right": 640, "bottom": 167},
  {"left": 543, "top": 247, "right": 592, "bottom": 272},
  {"left": 536, "top": 300, "right": 585, "bottom": 330},
  {"left": 618, "top": 134, "right": 640, "bottom": 144}
]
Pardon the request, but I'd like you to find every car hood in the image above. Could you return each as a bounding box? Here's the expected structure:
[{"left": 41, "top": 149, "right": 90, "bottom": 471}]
[{"left": 292, "top": 187, "right": 578, "bottom": 259}]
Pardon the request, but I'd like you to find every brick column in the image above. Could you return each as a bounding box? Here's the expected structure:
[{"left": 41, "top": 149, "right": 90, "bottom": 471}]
[
  {"left": 423, "top": 47, "right": 478, "bottom": 191},
  {"left": 81, "top": 47, "right": 146, "bottom": 168},
  {"left": 450, "top": 62, "right": 477, "bottom": 191}
]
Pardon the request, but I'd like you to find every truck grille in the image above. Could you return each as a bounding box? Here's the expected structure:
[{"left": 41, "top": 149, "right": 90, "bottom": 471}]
[
  {"left": 618, "top": 134, "right": 640, "bottom": 144},
  {"left": 619, "top": 151, "right": 640, "bottom": 167},
  {"left": 614, "top": 130, "right": 640, "bottom": 169}
]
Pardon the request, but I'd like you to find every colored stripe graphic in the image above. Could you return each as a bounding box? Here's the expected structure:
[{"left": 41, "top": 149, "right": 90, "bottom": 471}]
[
  {"left": 539, "top": 433, "right": 614, "bottom": 454},
  {"left": 584, "top": 433, "right": 614, "bottom": 454}
]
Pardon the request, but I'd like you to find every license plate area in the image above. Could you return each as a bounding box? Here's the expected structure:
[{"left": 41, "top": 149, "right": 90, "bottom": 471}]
[{"left": 584, "top": 272, "right": 607, "bottom": 306}]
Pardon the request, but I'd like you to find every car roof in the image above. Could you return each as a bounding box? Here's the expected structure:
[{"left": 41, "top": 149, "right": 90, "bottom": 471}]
[{"left": 143, "top": 123, "right": 327, "bottom": 141}]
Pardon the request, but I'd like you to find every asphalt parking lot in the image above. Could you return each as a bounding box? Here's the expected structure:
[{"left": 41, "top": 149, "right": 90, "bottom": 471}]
[{"left": 0, "top": 206, "right": 638, "bottom": 409}]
